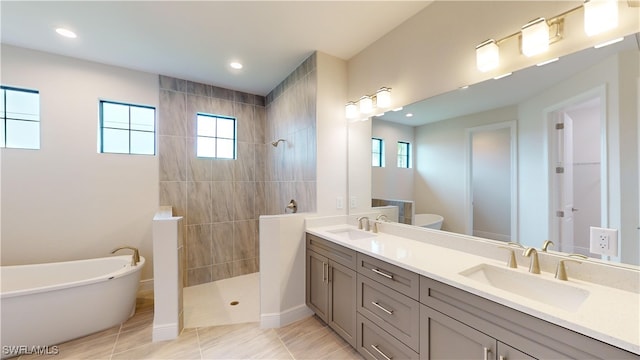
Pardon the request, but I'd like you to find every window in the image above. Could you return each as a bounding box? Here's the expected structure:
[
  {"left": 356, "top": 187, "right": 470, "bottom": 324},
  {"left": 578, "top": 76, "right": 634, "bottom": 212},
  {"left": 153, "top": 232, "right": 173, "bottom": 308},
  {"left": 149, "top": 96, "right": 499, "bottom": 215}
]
[
  {"left": 397, "top": 141, "right": 411, "bottom": 168},
  {"left": 372, "top": 137, "right": 384, "bottom": 167},
  {"left": 196, "top": 113, "right": 236, "bottom": 159},
  {"left": 100, "top": 100, "right": 156, "bottom": 155},
  {"left": 1, "top": 86, "right": 40, "bottom": 149}
]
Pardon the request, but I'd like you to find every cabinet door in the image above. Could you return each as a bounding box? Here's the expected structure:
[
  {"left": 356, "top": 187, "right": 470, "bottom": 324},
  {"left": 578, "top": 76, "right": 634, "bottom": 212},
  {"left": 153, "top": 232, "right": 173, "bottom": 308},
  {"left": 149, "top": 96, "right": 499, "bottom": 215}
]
[
  {"left": 329, "top": 260, "right": 357, "bottom": 347},
  {"left": 420, "top": 305, "right": 495, "bottom": 360},
  {"left": 497, "top": 342, "right": 536, "bottom": 360},
  {"left": 306, "top": 250, "right": 328, "bottom": 322}
]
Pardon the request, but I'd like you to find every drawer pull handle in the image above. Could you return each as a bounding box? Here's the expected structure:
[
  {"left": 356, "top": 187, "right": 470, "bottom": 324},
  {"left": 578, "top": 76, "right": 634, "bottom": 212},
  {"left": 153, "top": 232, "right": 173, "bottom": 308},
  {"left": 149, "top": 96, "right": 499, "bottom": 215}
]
[
  {"left": 322, "top": 262, "right": 327, "bottom": 283},
  {"left": 483, "top": 347, "right": 491, "bottom": 360},
  {"left": 371, "top": 301, "right": 394, "bottom": 315},
  {"left": 371, "top": 344, "right": 392, "bottom": 360},
  {"left": 371, "top": 268, "right": 394, "bottom": 279}
]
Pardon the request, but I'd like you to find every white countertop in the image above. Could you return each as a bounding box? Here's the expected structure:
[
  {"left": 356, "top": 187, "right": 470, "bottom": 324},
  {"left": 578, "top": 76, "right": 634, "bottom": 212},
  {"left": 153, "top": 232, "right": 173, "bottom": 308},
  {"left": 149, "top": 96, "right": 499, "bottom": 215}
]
[{"left": 306, "top": 223, "right": 640, "bottom": 355}]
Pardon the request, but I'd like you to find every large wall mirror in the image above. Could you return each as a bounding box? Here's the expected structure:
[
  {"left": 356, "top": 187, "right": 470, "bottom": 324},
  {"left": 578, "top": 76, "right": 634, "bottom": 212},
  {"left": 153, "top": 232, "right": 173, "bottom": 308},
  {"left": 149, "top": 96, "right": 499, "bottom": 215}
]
[{"left": 348, "top": 33, "right": 639, "bottom": 266}]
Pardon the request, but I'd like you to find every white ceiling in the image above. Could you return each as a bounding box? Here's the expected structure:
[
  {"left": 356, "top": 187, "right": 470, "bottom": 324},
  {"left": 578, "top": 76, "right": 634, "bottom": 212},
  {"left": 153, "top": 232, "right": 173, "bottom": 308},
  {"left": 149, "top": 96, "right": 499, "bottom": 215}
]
[{"left": 0, "top": 1, "right": 431, "bottom": 96}]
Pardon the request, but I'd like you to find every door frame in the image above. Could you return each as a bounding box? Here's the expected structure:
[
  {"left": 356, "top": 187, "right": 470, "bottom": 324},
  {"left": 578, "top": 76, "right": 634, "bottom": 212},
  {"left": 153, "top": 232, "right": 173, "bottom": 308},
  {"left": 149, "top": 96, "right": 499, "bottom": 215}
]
[
  {"left": 545, "top": 85, "right": 608, "bottom": 250},
  {"left": 465, "top": 120, "right": 518, "bottom": 241}
]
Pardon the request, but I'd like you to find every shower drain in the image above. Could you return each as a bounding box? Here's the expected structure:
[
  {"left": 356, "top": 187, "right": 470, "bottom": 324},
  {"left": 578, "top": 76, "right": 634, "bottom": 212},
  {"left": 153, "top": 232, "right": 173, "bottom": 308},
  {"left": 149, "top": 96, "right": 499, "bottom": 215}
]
[{"left": 230, "top": 301, "right": 239, "bottom": 306}]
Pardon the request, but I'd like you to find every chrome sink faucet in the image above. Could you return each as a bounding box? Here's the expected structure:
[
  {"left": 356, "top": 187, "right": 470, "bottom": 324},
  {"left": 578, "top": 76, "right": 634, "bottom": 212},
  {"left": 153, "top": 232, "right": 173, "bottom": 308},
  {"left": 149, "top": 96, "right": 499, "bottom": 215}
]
[
  {"left": 357, "top": 216, "right": 370, "bottom": 231},
  {"left": 522, "top": 247, "right": 540, "bottom": 274}
]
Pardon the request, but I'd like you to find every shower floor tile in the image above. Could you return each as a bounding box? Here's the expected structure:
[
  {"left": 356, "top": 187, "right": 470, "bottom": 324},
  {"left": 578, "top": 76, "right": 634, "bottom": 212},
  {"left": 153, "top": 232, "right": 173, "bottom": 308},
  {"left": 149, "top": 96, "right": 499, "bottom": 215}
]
[{"left": 183, "top": 272, "right": 259, "bottom": 328}]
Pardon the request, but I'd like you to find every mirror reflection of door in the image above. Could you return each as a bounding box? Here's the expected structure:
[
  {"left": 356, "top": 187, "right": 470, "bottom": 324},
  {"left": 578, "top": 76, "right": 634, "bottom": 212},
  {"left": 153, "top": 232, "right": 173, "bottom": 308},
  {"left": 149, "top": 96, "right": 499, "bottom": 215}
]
[
  {"left": 551, "top": 96, "right": 603, "bottom": 256},
  {"left": 469, "top": 123, "right": 515, "bottom": 242}
]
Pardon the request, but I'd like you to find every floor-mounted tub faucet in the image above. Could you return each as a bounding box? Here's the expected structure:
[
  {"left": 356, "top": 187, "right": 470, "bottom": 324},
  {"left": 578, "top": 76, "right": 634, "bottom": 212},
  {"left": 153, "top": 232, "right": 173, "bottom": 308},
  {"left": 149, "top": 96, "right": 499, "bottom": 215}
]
[{"left": 111, "top": 246, "right": 140, "bottom": 266}]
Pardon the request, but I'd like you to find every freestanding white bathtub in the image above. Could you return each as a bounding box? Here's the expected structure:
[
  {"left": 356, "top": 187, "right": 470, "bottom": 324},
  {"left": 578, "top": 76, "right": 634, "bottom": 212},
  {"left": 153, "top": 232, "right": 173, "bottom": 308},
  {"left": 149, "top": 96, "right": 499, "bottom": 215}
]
[{"left": 0, "top": 255, "right": 144, "bottom": 356}]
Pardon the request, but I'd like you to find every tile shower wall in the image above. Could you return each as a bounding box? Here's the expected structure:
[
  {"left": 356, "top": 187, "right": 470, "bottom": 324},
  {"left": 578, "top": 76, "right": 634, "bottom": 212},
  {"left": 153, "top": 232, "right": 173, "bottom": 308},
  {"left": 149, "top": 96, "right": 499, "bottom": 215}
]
[
  {"left": 158, "top": 75, "right": 266, "bottom": 286},
  {"left": 158, "top": 52, "right": 317, "bottom": 287},
  {"left": 264, "top": 53, "right": 317, "bottom": 214}
]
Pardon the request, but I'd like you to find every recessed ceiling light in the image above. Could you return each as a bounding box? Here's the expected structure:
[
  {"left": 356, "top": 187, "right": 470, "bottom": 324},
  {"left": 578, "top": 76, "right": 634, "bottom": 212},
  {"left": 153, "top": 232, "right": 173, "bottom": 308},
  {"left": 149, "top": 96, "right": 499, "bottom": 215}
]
[
  {"left": 230, "top": 62, "right": 243, "bottom": 70},
  {"left": 406, "top": 113, "right": 414, "bottom": 118},
  {"left": 55, "top": 28, "right": 77, "bottom": 38}
]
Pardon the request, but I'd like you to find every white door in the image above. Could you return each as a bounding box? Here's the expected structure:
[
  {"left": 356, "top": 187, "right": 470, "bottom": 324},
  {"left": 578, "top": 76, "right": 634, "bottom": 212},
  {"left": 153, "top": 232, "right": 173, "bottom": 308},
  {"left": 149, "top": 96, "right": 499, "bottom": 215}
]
[{"left": 557, "top": 114, "right": 575, "bottom": 252}]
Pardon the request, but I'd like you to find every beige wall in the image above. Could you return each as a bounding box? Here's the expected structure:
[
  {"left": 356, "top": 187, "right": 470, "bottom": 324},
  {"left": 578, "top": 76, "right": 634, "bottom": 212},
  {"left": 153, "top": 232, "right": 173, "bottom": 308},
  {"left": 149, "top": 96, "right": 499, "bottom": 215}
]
[{"left": 0, "top": 45, "right": 159, "bottom": 280}]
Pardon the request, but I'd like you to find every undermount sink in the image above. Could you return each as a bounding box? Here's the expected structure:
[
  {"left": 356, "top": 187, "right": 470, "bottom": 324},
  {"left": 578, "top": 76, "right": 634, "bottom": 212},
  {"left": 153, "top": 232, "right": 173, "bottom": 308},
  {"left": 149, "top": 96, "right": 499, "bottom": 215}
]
[
  {"left": 327, "top": 227, "right": 377, "bottom": 240},
  {"left": 459, "top": 263, "right": 590, "bottom": 312}
]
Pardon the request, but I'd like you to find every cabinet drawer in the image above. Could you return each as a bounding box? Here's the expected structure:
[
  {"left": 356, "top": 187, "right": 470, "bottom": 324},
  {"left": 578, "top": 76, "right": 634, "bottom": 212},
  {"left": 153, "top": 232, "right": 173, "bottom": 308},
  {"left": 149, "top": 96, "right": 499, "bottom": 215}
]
[
  {"left": 357, "top": 253, "right": 420, "bottom": 299},
  {"left": 357, "top": 274, "right": 420, "bottom": 352},
  {"left": 306, "top": 233, "right": 357, "bottom": 269},
  {"left": 357, "top": 313, "right": 419, "bottom": 360}
]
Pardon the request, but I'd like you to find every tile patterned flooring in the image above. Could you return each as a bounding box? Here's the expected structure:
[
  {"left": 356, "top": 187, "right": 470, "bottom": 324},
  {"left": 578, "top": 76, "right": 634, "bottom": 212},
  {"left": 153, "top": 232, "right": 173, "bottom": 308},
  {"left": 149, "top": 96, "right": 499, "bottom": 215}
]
[{"left": 17, "top": 291, "right": 364, "bottom": 360}]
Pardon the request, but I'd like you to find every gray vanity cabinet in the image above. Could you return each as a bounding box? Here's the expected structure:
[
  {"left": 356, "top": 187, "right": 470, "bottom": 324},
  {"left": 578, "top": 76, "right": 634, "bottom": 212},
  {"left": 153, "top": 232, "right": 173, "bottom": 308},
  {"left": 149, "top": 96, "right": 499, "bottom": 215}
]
[
  {"left": 419, "top": 276, "right": 638, "bottom": 359},
  {"left": 305, "top": 234, "right": 357, "bottom": 347}
]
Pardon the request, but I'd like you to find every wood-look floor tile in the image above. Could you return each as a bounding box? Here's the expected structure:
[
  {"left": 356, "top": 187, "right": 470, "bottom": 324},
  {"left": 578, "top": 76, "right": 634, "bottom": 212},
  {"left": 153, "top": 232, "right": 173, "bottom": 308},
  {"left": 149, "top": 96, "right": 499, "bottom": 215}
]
[
  {"left": 113, "top": 326, "right": 153, "bottom": 354},
  {"left": 120, "top": 309, "right": 154, "bottom": 333},
  {"left": 284, "top": 326, "right": 350, "bottom": 360},
  {"left": 111, "top": 331, "right": 201, "bottom": 360},
  {"left": 275, "top": 315, "right": 327, "bottom": 345},
  {"left": 320, "top": 344, "right": 364, "bottom": 360},
  {"left": 200, "top": 325, "right": 285, "bottom": 359}
]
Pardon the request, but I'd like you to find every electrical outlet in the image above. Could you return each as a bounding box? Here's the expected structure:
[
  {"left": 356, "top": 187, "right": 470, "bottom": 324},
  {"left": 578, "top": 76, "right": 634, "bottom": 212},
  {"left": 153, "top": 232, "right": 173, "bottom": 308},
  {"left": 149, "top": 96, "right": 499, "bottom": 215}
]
[
  {"left": 336, "top": 197, "right": 344, "bottom": 209},
  {"left": 589, "top": 226, "right": 618, "bottom": 256}
]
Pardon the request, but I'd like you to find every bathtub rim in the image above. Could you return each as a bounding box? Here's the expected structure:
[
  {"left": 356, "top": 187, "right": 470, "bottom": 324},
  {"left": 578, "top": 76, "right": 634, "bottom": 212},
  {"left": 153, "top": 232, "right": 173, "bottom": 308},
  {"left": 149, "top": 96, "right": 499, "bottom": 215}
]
[{"left": 0, "top": 255, "right": 145, "bottom": 299}]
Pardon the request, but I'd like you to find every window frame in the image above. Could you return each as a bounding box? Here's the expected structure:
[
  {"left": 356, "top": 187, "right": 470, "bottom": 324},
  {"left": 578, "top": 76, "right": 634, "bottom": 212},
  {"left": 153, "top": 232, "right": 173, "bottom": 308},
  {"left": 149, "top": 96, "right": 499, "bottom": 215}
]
[
  {"left": 99, "top": 100, "right": 156, "bottom": 155},
  {"left": 397, "top": 141, "right": 411, "bottom": 168},
  {"left": 372, "top": 137, "right": 384, "bottom": 168},
  {"left": 195, "top": 112, "right": 237, "bottom": 159},
  {"left": 1, "top": 85, "right": 41, "bottom": 149}
]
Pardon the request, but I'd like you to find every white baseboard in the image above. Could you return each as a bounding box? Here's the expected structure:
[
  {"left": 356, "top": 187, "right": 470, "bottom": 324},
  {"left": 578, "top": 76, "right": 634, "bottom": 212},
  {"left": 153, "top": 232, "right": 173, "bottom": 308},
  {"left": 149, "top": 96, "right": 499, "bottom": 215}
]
[
  {"left": 260, "top": 304, "right": 314, "bottom": 329},
  {"left": 152, "top": 323, "right": 180, "bottom": 342}
]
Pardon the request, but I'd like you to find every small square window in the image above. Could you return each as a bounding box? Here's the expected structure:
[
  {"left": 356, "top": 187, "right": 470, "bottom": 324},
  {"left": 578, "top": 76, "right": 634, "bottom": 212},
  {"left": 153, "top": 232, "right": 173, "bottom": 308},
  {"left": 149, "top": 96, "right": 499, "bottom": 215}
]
[
  {"left": 196, "top": 113, "right": 237, "bottom": 159},
  {"left": 1, "top": 86, "right": 40, "bottom": 149},
  {"left": 397, "top": 141, "right": 411, "bottom": 168},
  {"left": 99, "top": 100, "right": 156, "bottom": 155},
  {"left": 372, "top": 138, "right": 384, "bottom": 167}
]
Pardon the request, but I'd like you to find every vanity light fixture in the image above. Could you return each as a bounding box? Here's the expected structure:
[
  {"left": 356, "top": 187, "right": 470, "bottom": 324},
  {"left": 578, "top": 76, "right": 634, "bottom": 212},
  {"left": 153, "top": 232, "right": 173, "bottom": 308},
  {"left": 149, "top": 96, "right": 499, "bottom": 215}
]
[
  {"left": 376, "top": 87, "right": 392, "bottom": 108},
  {"left": 344, "top": 87, "right": 392, "bottom": 120},
  {"left": 55, "top": 28, "right": 77, "bottom": 38},
  {"left": 584, "top": 0, "right": 618, "bottom": 36},
  {"left": 476, "top": 39, "right": 500, "bottom": 72},
  {"left": 521, "top": 18, "right": 550, "bottom": 57},
  {"left": 359, "top": 95, "right": 373, "bottom": 114},
  {"left": 474, "top": 0, "right": 628, "bottom": 72},
  {"left": 345, "top": 102, "right": 358, "bottom": 119}
]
